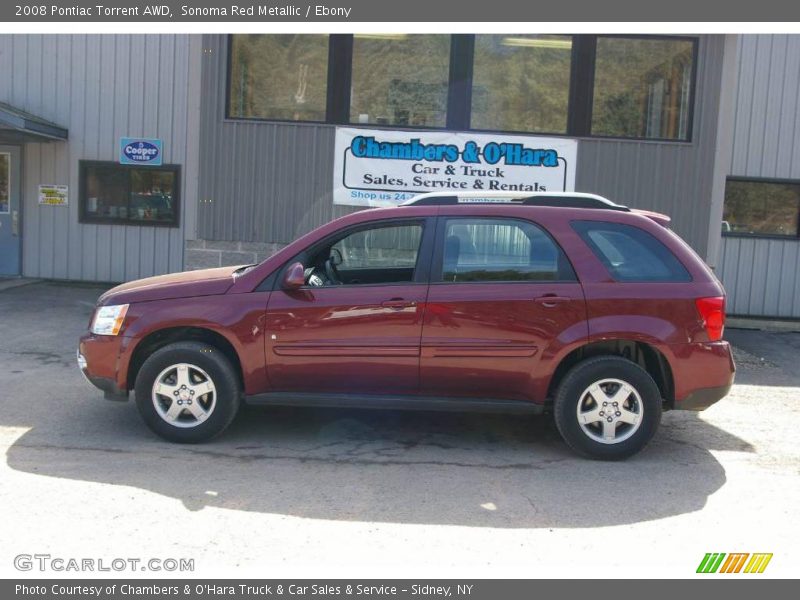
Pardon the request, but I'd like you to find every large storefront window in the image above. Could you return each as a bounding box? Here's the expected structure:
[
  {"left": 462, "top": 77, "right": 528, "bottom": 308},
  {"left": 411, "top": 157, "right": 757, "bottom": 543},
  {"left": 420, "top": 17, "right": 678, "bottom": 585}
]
[
  {"left": 723, "top": 178, "right": 800, "bottom": 237},
  {"left": 226, "top": 34, "right": 698, "bottom": 141},
  {"left": 471, "top": 35, "right": 572, "bottom": 134},
  {"left": 591, "top": 37, "right": 695, "bottom": 140},
  {"left": 349, "top": 34, "right": 450, "bottom": 127},
  {"left": 228, "top": 34, "right": 329, "bottom": 121},
  {"left": 79, "top": 162, "right": 180, "bottom": 227}
]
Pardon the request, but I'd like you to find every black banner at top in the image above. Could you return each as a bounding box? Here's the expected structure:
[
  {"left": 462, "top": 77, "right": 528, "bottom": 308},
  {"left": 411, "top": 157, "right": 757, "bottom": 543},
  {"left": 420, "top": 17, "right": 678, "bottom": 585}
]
[{"left": 3, "top": 0, "right": 800, "bottom": 22}]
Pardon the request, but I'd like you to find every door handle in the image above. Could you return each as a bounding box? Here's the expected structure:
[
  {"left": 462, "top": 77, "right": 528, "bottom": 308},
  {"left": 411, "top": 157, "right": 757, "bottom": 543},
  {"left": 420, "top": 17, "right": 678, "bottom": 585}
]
[
  {"left": 534, "top": 295, "right": 571, "bottom": 307},
  {"left": 12, "top": 210, "right": 18, "bottom": 237},
  {"left": 381, "top": 298, "right": 416, "bottom": 310}
]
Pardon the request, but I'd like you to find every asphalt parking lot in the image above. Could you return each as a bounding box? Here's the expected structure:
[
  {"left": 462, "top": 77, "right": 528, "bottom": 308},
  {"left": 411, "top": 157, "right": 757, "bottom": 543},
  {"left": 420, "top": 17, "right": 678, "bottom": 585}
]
[{"left": 1, "top": 281, "right": 798, "bottom": 578}]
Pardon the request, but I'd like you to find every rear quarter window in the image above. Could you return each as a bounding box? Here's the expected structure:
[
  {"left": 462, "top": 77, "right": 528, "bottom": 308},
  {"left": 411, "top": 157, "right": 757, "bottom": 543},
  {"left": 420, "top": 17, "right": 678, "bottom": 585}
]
[{"left": 571, "top": 220, "right": 692, "bottom": 282}]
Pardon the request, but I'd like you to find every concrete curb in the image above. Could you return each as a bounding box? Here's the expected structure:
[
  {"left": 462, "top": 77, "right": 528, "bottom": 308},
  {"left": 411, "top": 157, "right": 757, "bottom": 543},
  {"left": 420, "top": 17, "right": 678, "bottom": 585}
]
[{"left": 728, "top": 317, "right": 800, "bottom": 333}]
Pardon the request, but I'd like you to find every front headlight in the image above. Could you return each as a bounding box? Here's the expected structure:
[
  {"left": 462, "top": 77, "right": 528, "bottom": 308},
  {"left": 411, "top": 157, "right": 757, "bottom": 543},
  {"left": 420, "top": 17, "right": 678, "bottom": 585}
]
[{"left": 91, "top": 304, "right": 129, "bottom": 336}]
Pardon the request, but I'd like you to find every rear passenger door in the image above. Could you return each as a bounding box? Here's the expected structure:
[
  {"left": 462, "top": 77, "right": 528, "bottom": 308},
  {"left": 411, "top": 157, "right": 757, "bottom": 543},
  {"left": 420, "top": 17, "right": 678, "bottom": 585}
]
[{"left": 420, "top": 216, "right": 587, "bottom": 401}]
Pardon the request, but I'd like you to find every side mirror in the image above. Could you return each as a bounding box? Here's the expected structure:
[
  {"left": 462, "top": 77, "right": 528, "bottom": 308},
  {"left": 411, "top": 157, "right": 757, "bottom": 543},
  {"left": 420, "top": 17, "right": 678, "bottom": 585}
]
[{"left": 282, "top": 262, "right": 306, "bottom": 290}]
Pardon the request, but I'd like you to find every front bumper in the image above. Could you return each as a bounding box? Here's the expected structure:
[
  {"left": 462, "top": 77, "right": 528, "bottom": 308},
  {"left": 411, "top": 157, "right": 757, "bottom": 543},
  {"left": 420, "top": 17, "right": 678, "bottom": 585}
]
[{"left": 78, "top": 334, "right": 130, "bottom": 401}]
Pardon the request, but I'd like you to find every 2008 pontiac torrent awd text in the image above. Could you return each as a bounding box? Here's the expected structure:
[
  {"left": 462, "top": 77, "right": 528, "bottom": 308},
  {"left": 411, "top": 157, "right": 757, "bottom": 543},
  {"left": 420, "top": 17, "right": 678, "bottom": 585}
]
[{"left": 78, "top": 192, "right": 735, "bottom": 459}]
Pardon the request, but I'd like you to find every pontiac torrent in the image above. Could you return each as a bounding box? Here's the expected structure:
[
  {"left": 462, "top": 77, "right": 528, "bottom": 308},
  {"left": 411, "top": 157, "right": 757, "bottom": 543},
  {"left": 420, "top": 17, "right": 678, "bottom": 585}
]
[{"left": 78, "top": 192, "right": 735, "bottom": 459}]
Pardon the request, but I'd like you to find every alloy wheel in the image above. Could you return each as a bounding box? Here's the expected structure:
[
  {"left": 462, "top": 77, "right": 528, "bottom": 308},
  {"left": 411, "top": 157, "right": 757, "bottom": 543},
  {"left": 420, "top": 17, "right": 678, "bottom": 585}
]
[
  {"left": 151, "top": 362, "right": 217, "bottom": 428},
  {"left": 575, "top": 378, "right": 643, "bottom": 444}
]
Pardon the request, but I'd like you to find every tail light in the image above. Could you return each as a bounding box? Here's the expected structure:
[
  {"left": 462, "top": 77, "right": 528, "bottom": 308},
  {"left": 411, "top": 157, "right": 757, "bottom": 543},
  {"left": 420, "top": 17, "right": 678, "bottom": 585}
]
[{"left": 695, "top": 296, "right": 725, "bottom": 341}]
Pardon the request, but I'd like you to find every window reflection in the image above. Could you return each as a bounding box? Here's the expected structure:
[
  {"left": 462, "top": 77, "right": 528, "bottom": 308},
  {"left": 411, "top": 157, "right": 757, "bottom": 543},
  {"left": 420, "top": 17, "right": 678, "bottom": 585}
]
[
  {"left": 82, "top": 163, "right": 178, "bottom": 226},
  {"left": 350, "top": 34, "right": 450, "bottom": 127},
  {"left": 723, "top": 179, "right": 800, "bottom": 237},
  {"left": 229, "top": 34, "right": 329, "bottom": 121},
  {"left": 592, "top": 37, "right": 694, "bottom": 140},
  {"left": 471, "top": 35, "right": 572, "bottom": 133}
]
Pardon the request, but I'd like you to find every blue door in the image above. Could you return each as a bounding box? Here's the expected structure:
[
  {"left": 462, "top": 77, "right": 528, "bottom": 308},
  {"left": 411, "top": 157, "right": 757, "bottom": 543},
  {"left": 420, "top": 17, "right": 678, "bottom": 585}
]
[{"left": 0, "top": 146, "right": 21, "bottom": 276}]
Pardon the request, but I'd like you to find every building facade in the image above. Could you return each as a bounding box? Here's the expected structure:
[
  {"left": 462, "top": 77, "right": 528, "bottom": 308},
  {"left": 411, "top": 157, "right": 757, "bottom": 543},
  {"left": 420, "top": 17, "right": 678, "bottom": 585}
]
[
  {"left": 189, "top": 34, "right": 733, "bottom": 271},
  {"left": 1, "top": 33, "right": 798, "bottom": 319},
  {"left": 0, "top": 35, "right": 201, "bottom": 282},
  {"left": 717, "top": 35, "right": 800, "bottom": 318}
]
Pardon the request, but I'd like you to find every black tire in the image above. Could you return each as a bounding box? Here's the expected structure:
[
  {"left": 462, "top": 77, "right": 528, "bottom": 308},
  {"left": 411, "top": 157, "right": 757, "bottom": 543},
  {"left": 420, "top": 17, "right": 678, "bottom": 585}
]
[
  {"left": 553, "top": 356, "right": 662, "bottom": 460},
  {"left": 134, "top": 341, "right": 241, "bottom": 443}
]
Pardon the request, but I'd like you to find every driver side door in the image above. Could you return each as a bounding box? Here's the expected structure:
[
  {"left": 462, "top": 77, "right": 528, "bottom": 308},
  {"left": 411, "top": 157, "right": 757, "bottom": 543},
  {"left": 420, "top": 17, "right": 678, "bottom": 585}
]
[{"left": 264, "top": 218, "right": 434, "bottom": 394}]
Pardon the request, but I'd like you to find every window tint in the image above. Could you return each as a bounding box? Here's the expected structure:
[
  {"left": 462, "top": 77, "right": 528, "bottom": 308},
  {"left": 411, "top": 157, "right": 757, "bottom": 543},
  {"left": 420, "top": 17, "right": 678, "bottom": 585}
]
[
  {"left": 439, "top": 218, "right": 575, "bottom": 283},
  {"left": 228, "top": 34, "right": 329, "bottom": 121},
  {"left": 471, "top": 35, "right": 572, "bottom": 134},
  {"left": 722, "top": 179, "right": 800, "bottom": 237},
  {"left": 591, "top": 37, "right": 694, "bottom": 140},
  {"left": 303, "top": 223, "right": 423, "bottom": 287},
  {"left": 572, "top": 221, "right": 691, "bottom": 282},
  {"left": 332, "top": 224, "right": 422, "bottom": 271}
]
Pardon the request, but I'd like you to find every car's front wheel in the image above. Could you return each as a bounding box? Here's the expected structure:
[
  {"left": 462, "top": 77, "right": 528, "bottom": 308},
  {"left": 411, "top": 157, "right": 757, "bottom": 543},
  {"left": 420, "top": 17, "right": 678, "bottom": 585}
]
[
  {"left": 134, "top": 341, "right": 241, "bottom": 443},
  {"left": 553, "top": 356, "right": 662, "bottom": 460}
]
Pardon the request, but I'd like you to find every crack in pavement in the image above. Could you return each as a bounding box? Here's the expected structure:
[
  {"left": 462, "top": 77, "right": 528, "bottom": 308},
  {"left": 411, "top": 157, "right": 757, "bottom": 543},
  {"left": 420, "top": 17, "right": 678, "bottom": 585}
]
[
  {"left": 7, "top": 440, "right": 572, "bottom": 470},
  {"left": 3, "top": 350, "right": 73, "bottom": 368}
]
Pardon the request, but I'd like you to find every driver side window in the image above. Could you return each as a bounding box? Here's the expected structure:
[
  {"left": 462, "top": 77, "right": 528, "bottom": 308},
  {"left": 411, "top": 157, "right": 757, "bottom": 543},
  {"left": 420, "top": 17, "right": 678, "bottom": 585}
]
[{"left": 310, "top": 222, "right": 423, "bottom": 286}]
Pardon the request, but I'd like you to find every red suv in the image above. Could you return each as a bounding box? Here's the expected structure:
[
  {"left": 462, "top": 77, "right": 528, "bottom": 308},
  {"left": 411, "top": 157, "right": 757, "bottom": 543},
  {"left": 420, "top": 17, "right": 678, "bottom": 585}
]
[{"left": 78, "top": 192, "right": 734, "bottom": 459}]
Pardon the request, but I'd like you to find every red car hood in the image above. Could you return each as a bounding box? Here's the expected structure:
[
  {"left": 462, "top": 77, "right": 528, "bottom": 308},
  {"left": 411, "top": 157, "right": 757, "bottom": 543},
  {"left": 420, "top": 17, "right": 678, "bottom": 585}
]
[{"left": 98, "top": 266, "right": 245, "bottom": 305}]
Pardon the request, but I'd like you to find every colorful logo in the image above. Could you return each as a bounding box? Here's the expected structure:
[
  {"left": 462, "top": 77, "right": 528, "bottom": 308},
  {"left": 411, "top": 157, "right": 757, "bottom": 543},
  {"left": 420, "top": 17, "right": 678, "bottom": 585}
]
[
  {"left": 120, "top": 137, "right": 163, "bottom": 166},
  {"left": 696, "top": 553, "right": 773, "bottom": 574}
]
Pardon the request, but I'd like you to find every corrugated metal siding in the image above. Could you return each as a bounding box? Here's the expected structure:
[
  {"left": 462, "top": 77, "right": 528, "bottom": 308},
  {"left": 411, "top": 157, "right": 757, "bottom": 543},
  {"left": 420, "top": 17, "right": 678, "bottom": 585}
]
[
  {"left": 718, "top": 34, "right": 800, "bottom": 318},
  {"left": 577, "top": 36, "right": 726, "bottom": 256},
  {"left": 199, "top": 35, "right": 728, "bottom": 256},
  {"left": 0, "top": 34, "right": 200, "bottom": 282},
  {"left": 198, "top": 35, "right": 355, "bottom": 244},
  {"left": 719, "top": 236, "right": 800, "bottom": 318},
  {"left": 730, "top": 35, "right": 800, "bottom": 178}
]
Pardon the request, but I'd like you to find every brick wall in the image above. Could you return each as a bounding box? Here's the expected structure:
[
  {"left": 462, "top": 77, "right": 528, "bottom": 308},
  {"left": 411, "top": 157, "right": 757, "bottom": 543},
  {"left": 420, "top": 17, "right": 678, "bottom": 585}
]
[{"left": 184, "top": 240, "right": 285, "bottom": 270}]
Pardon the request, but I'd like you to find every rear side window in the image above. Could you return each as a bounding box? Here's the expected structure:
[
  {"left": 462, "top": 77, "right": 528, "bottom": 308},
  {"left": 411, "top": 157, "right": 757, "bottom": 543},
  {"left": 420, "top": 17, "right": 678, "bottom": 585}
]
[
  {"left": 572, "top": 221, "right": 691, "bottom": 282},
  {"left": 438, "top": 217, "right": 576, "bottom": 282}
]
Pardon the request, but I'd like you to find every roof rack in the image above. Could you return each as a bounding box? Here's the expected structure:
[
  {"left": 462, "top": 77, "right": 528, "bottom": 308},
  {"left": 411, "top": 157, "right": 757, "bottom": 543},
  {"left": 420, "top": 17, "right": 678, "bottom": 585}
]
[{"left": 401, "top": 191, "right": 629, "bottom": 211}]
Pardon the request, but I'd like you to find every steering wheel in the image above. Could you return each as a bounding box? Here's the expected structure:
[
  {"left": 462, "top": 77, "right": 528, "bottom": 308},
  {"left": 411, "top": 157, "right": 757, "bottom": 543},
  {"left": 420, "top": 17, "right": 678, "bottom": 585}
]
[
  {"left": 305, "top": 267, "right": 325, "bottom": 287},
  {"left": 324, "top": 248, "right": 343, "bottom": 285}
]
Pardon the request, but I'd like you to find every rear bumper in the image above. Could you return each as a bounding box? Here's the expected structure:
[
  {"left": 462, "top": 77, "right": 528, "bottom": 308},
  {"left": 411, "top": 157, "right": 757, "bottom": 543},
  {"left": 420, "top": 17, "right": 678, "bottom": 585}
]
[
  {"left": 671, "top": 340, "right": 735, "bottom": 410},
  {"left": 676, "top": 383, "right": 732, "bottom": 411}
]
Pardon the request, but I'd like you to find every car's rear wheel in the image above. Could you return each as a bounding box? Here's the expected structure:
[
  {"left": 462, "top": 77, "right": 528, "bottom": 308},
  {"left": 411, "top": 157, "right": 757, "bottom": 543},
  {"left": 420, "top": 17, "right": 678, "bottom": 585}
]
[
  {"left": 134, "top": 341, "right": 240, "bottom": 443},
  {"left": 553, "top": 356, "right": 662, "bottom": 460}
]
